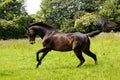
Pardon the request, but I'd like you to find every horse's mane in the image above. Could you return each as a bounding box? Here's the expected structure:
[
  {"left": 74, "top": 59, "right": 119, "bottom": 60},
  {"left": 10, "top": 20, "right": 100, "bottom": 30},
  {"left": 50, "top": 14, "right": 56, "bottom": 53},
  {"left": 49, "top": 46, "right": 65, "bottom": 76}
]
[{"left": 28, "top": 22, "right": 57, "bottom": 30}]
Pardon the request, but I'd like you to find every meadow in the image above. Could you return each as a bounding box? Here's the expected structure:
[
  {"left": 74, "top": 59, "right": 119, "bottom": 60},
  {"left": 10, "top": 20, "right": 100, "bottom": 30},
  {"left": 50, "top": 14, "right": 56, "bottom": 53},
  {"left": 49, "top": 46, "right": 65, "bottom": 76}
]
[{"left": 0, "top": 33, "right": 120, "bottom": 80}]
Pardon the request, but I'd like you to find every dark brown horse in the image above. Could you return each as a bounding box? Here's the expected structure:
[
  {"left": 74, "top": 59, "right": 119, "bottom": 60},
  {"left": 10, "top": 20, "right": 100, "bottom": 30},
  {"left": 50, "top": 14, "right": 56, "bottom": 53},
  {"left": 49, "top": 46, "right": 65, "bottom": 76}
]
[{"left": 26, "top": 22, "right": 102, "bottom": 68}]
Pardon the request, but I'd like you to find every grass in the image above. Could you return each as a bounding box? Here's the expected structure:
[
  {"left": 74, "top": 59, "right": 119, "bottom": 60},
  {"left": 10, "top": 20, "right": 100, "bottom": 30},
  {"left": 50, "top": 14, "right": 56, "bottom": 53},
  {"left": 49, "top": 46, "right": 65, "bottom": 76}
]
[{"left": 0, "top": 33, "right": 120, "bottom": 80}]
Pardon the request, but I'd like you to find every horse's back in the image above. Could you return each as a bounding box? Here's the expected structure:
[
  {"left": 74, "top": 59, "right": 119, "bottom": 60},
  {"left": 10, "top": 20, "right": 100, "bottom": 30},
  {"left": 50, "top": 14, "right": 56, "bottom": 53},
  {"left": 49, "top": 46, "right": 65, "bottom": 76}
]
[{"left": 51, "top": 33, "right": 73, "bottom": 51}]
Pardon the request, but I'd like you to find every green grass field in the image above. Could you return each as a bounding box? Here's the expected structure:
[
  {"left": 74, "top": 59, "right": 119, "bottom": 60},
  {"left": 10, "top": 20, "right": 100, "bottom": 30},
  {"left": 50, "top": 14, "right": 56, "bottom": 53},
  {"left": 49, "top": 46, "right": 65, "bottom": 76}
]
[{"left": 0, "top": 33, "right": 120, "bottom": 80}]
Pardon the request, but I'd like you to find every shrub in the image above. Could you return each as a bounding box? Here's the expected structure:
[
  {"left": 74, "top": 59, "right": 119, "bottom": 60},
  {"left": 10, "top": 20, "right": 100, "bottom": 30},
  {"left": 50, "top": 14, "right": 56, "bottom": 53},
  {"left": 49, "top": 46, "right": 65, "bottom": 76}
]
[
  {"left": 74, "top": 13, "right": 98, "bottom": 32},
  {"left": 60, "top": 19, "right": 76, "bottom": 33},
  {"left": 0, "top": 19, "right": 26, "bottom": 39}
]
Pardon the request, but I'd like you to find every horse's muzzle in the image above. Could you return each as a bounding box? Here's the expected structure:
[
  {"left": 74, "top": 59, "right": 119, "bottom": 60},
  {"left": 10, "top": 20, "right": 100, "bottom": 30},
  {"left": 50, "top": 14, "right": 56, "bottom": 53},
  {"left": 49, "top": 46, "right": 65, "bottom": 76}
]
[{"left": 30, "top": 41, "right": 35, "bottom": 44}]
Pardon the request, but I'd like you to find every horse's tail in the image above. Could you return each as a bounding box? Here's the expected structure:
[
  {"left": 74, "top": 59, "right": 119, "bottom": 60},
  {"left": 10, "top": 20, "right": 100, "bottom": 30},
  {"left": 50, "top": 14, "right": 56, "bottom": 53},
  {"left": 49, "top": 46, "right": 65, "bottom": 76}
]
[{"left": 86, "top": 30, "right": 101, "bottom": 37}]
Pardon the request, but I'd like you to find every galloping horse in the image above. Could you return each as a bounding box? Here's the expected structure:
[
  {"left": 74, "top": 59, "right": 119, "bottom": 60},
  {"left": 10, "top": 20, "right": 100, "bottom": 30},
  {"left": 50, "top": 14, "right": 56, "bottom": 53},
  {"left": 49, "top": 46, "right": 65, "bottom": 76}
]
[{"left": 26, "top": 22, "right": 102, "bottom": 68}]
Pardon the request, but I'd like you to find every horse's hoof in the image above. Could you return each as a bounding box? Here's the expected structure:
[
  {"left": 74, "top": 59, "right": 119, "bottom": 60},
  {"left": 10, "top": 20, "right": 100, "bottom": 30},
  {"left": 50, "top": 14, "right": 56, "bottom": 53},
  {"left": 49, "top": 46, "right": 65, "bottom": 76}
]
[
  {"left": 36, "top": 65, "right": 39, "bottom": 68},
  {"left": 36, "top": 62, "right": 41, "bottom": 68},
  {"left": 76, "top": 64, "right": 82, "bottom": 68},
  {"left": 76, "top": 65, "right": 80, "bottom": 68},
  {"left": 37, "top": 60, "right": 39, "bottom": 62},
  {"left": 76, "top": 62, "right": 84, "bottom": 67},
  {"left": 95, "top": 62, "right": 98, "bottom": 65},
  {"left": 95, "top": 61, "right": 98, "bottom": 65}
]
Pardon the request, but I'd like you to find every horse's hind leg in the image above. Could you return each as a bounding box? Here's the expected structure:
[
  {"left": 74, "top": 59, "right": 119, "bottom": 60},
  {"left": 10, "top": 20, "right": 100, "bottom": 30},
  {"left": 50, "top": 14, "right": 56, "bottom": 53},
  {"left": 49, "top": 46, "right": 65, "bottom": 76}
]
[
  {"left": 74, "top": 49, "right": 85, "bottom": 67},
  {"left": 83, "top": 50, "right": 97, "bottom": 64}
]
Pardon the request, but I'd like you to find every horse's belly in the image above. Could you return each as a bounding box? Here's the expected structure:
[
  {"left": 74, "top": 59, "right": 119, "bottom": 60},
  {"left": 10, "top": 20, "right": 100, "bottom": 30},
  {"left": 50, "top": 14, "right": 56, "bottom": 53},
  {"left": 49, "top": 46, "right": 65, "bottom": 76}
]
[
  {"left": 52, "top": 34, "right": 73, "bottom": 51},
  {"left": 53, "top": 43, "right": 72, "bottom": 51},
  {"left": 54, "top": 47, "right": 72, "bottom": 51}
]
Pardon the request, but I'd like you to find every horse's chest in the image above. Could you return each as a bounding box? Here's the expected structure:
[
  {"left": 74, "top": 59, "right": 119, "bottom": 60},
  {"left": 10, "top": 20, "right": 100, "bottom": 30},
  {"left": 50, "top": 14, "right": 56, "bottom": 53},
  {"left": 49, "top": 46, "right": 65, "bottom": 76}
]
[{"left": 42, "top": 37, "right": 52, "bottom": 47}]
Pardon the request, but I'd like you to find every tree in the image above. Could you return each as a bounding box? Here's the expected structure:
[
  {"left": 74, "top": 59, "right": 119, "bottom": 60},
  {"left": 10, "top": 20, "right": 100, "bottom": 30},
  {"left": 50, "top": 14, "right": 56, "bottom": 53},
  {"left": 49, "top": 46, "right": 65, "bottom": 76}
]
[
  {"left": 75, "top": 13, "right": 98, "bottom": 32},
  {"left": 0, "top": 0, "right": 25, "bottom": 20},
  {"left": 80, "top": 0, "right": 101, "bottom": 13},
  {"left": 0, "top": 0, "right": 33, "bottom": 39},
  {"left": 98, "top": 0, "right": 120, "bottom": 31},
  {"left": 37, "top": 0, "right": 119, "bottom": 32},
  {"left": 37, "top": 0, "right": 101, "bottom": 32}
]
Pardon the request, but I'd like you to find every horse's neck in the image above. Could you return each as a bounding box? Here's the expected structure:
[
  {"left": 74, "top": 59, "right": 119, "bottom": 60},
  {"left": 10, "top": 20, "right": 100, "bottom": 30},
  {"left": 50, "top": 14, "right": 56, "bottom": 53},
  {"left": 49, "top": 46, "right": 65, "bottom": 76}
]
[
  {"left": 43, "top": 31, "right": 56, "bottom": 39},
  {"left": 37, "top": 30, "right": 55, "bottom": 39},
  {"left": 36, "top": 28, "right": 46, "bottom": 39},
  {"left": 34, "top": 25, "right": 57, "bottom": 39}
]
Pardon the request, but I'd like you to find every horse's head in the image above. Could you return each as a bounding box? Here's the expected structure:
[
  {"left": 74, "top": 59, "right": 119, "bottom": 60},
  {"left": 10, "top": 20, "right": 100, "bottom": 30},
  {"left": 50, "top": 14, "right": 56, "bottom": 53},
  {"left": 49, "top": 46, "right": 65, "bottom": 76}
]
[
  {"left": 26, "top": 22, "right": 58, "bottom": 44},
  {"left": 26, "top": 27, "right": 36, "bottom": 44}
]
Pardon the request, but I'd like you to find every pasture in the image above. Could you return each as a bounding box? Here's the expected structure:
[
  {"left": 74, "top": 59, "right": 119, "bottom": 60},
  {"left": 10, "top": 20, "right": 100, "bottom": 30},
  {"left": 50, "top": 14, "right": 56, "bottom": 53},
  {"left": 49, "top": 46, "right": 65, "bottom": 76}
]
[{"left": 0, "top": 33, "right": 120, "bottom": 80}]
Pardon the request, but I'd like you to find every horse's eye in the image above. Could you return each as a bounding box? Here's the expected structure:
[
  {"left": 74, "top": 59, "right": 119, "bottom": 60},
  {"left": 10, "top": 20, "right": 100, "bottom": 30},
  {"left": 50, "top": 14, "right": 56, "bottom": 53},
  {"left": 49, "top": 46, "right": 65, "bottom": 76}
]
[
  {"left": 29, "top": 33, "right": 34, "bottom": 37},
  {"left": 28, "top": 30, "right": 35, "bottom": 37}
]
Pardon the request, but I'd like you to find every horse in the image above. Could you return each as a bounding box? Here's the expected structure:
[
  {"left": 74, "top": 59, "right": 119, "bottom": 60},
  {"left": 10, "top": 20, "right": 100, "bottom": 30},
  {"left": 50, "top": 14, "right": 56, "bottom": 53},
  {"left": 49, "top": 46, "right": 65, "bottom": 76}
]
[{"left": 26, "top": 22, "right": 102, "bottom": 68}]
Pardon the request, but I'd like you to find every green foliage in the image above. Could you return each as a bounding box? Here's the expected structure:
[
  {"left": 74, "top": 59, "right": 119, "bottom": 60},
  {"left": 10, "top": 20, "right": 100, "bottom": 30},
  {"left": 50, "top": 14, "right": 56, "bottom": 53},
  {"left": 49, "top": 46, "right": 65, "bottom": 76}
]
[
  {"left": 0, "top": 0, "right": 24, "bottom": 20},
  {"left": 98, "top": 0, "right": 120, "bottom": 30},
  {"left": 38, "top": 0, "right": 101, "bottom": 32},
  {"left": 30, "top": 14, "right": 44, "bottom": 23},
  {"left": 75, "top": 13, "right": 98, "bottom": 32},
  {"left": 80, "top": 0, "right": 101, "bottom": 13},
  {"left": 0, "top": 0, "right": 34, "bottom": 39},
  {"left": 40, "top": 0, "right": 76, "bottom": 28},
  {"left": 60, "top": 19, "right": 76, "bottom": 32},
  {"left": 37, "top": 0, "right": 120, "bottom": 32},
  {"left": 99, "top": 0, "right": 118, "bottom": 18},
  {"left": 0, "top": 19, "right": 25, "bottom": 39}
]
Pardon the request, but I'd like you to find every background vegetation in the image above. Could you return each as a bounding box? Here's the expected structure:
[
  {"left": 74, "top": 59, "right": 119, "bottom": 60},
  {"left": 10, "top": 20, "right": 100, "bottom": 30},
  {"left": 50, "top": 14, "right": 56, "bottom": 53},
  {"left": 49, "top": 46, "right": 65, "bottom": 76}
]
[
  {"left": 0, "top": 33, "right": 120, "bottom": 80},
  {"left": 0, "top": 0, "right": 120, "bottom": 39},
  {"left": 38, "top": 0, "right": 120, "bottom": 32},
  {"left": 0, "top": 0, "right": 33, "bottom": 39}
]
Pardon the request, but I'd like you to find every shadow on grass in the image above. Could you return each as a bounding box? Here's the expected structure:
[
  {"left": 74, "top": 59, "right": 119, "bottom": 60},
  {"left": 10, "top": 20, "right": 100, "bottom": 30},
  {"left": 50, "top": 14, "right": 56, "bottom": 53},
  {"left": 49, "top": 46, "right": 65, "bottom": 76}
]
[
  {"left": 0, "top": 71, "right": 15, "bottom": 76},
  {"left": 63, "top": 63, "right": 98, "bottom": 70},
  {"left": 40, "top": 63, "right": 98, "bottom": 70},
  {"left": 82, "top": 64, "right": 98, "bottom": 68}
]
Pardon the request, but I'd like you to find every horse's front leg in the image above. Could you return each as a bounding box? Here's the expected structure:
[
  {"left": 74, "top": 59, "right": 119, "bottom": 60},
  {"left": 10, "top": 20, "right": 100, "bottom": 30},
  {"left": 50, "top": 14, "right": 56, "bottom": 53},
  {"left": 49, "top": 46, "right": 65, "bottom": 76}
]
[
  {"left": 36, "top": 48, "right": 47, "bottom": 62},
  {"left": 36, "top": 48, "right": 50, "bottom": 68},
  {"left": 36, "top": 51, "right": 49, "bottom": 68}
]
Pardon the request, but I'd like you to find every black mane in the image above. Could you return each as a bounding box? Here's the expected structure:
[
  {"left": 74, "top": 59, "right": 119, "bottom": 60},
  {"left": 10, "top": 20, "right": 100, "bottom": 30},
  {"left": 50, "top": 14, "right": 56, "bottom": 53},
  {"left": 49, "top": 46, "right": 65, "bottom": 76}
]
[{"left": 28, "top": 22, "right": 57, "bottom": 30}]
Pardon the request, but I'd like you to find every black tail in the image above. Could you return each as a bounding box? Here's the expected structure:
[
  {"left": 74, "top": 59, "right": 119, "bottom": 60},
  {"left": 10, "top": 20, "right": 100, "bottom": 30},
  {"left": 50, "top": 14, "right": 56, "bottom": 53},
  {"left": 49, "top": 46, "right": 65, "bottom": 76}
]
[{"left": 86, "top": 30, "right": 101, "bottom": 37}]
